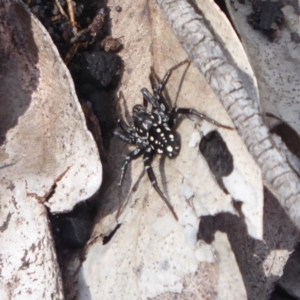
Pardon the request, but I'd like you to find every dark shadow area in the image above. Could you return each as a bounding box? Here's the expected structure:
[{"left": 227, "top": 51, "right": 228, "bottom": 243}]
[
  {"left": 48, "top": 202, "right": 95, "bottom": 251},
  {"left": 200, "top": 130, "right": 233, "bottom": 194},
  {"left": 0, "top": 2, "right": 39, "bottom": 147},
  {"left": 198, "top": 187, "right": 300, "bottom": 299},
  {"left": 271, "top": 242, "right": 300, "bottom": 300},
  {"left": 92, "top": 135, "right": 137, "bottom": 222},
  {"left": 247, "top": 0, "right": 284, "bottom": 42},
  {"left": 159, "top": 155, "right": 170, "bottom": 199},
  {"left": 268, "top": 114, "right": 300, "bottom": 159},
  {"left": 214, "top": 0, "right": 233, "bottom": 19},
  {"left": 103, "top": 223, "right": 122, "bottom": 245},
  {"left": 270, "top": 285, "right": 298, "bottom": 300}
]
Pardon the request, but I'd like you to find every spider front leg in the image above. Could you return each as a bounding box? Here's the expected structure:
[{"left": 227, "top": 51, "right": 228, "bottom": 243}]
[
  {"left": 143, "top": 149, "right": 179, "bottom": 220},
  {"left": 141, "top": 87, "right": 159, "bottom": 109},
  {"left": 113, "top": 127, "right": 137, "bottom": 144},
  {"left": 141, "top": 60, "right": 191, "bottom": 112},
  {"left": 118, "top": 147, "right": 144, "bottom": 192},
  {"left": 113, "top": 115, "right": 140, "bottom": 144},
  {"left": 171, "top": 107, "right": 234, "bottom": 130},
  {"left": 116, "top": 147, "right": 145, "bottom": 219},
  {"left": 154, "top": 60, "right": 190, "bottom": 96}
]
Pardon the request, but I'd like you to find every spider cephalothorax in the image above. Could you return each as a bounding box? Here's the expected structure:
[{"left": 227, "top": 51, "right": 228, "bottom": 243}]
[
  {"left": 114, "top": 60, "right": 232, "bottom": 220},
  {"left": 132, "top": 103, "right": 180, "bottom": 158}
]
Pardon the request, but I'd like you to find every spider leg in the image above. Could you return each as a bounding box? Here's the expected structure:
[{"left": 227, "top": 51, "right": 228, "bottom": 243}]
[
  {"left": 119, "top": 147, "right": 144, "bottom": 192},
  {"left": 116, "top": 118, "right": 135, "bottom": 135},
  {"left": 113, "top": 129, "right": 136, "bottom": 144},
  {"left": 116, "top": 147, "right": 145, "bottom": 219},
  {"left": 149, "top": 69, "right": 171, "bottom": 113},
  {"left": 113, "top": 115, "right": 139, "bottom": 144},
  {"left": 157, "top": 59, "right": 190, "bottom": 95},
  {"left": 149, "top": 68, "right": 160, "bottom": 97},
  {"left": 150, "top": 60, "right": 191, "bottom": 112},
  {"left": 171, "top": 107, "right": 233, "bottom": 130},
  {"left": 141, "top": 87, "right": 159, "bottom": 109},
  {"left": 143, "top": 150, "right": 179, "bottom": 220}
]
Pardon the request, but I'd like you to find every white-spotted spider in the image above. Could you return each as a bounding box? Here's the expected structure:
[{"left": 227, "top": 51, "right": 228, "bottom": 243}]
[{"left": 114, "top": 60, "right": 233, "bottom": 220}]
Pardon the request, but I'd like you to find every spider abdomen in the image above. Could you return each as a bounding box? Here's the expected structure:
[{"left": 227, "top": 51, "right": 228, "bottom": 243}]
[{"left": 148, "top": 125, "right": 180, "bottom": 158}]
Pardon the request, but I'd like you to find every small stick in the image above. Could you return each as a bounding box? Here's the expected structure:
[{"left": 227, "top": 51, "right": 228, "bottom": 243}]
[
  {"left": 55, "top": 0, "right": 68, "bottom": 19},
  {"left": 64, "top": 43, "right": 79, "bottom": 64},
  {"left": 67, "top": 0, "right": 76, "bottom": 27}
]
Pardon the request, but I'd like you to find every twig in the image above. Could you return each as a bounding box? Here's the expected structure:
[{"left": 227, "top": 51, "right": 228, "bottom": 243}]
[
  {"left": 67, "top": 0, "right": 76, "bottom": 27},
  {"left": 55, "top": 0, "right": 68, "bottom": 19}
]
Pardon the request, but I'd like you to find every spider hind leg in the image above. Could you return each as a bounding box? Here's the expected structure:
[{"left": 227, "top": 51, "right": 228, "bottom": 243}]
[
  {"left": 116, "top": 147, "right": 144, "bottom": 219},
  {"left": 172, "top": 107, "right": 233, "bottom": 130}
]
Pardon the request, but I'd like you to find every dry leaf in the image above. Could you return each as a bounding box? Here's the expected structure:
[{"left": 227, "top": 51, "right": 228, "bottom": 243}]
[
  {"left": 224, "top": 0, "right": 300, "bottom": 298},
  {"left": 0, "top": 1, "right": 102, "bottom": 298},
  {"left": 63, "top": 1, "right": 275, "bottom": 299}
]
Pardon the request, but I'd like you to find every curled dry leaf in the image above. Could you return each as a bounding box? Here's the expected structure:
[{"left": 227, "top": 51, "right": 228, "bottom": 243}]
[
  {"left": 0, "top": 0, "right": 102, "bottom": 298},
  {"left": 61, "top": 1, "right": 284, "bottom": 300},
  {"left": 222, "top": 0, "right": 300, "bottom": 210},
  {"left": 224, "top": 0, "right": 300, "bottom": 297}
]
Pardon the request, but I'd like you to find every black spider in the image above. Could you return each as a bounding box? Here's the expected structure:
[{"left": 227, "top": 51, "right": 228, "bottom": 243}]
[{"left": 114, "top": 60, "right": 232, "bottom": 220}]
